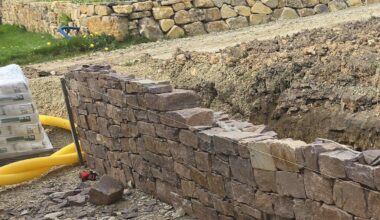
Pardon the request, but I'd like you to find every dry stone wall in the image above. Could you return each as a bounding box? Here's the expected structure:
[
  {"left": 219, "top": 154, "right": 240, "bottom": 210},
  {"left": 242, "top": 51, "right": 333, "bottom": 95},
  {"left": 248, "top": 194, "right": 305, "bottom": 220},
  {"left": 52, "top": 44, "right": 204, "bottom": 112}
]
[
  {"left": 2, "top": 0, "right": 380, "bottom": 40},
  {"left": 66, "top": 64, "right": 380, "bottom": 220}
]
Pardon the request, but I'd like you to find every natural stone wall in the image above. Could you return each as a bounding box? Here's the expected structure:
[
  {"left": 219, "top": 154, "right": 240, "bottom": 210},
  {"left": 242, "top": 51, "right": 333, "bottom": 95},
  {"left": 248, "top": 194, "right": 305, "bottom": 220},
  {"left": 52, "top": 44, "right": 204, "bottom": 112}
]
[
  {"left": 2, "top": 0, "right": 380, "bottom": 40},
  {"left": 65, "top": 64, "right": 380, "bottom": 220}
]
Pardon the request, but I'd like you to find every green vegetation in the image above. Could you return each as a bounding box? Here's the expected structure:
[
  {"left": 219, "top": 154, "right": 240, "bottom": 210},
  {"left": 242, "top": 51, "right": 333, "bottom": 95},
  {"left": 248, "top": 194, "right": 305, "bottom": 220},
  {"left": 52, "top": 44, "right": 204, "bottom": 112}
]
[{"left": 0, "top": 24, "right": 150, "bottom": 66}]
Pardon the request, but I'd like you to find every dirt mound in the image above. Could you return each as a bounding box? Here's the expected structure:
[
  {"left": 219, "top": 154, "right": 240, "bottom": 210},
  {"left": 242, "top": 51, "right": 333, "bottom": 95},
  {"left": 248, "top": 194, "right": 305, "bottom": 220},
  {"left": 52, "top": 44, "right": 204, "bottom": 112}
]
[{"left": 119, "top": 17, "right": 380, "bottom": 150}]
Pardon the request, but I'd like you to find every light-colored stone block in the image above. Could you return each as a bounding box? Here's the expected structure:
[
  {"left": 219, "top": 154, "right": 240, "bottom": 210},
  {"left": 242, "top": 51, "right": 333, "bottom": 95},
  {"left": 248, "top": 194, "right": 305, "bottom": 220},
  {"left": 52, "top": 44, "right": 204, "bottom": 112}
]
[
  {"left": 248, "top": 140, "right": 277, "bottom": 171},
  {"left": 270, "top": 139, "right": 306, "bottom": 172}
]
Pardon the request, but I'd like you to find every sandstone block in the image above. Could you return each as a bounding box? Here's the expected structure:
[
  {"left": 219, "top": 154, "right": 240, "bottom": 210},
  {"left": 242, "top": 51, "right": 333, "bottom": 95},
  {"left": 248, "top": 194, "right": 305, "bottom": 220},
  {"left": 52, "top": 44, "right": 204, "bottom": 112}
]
[
  {"left": 139, "top": 17, "right": 164, "bottom": 40},
  {"left": 297, "top": 8, "right": 315, "bottom": 17},
  {"left": 248, "top": 140, "right": 277, "bottom": 171},
  {"left": 95, "top": 5, "right": 112, "bottom": 16},
  {"left": 319, "top": 204, "right": 353, "bottom": 220},
  {"left": 368, "top": 191, "right": 380, "bottom": 219},
  {"left": 166, "top": 25, "right": 185, "bottom": 38},
  {"left": 195, "top": 151, "right": 211, "bottom": 171},
  {"left": 328, "top": 0, "right": 347, "bottom": 11},
  {"left": 234, "top": 204, "right": 261, "bottom": 219},
  {"left": 174, "top": 10, "right": 193, "bottom": 24},
  {"left": 213, "top": 0, "right": 225, "bottom": 7},
  {"left": 302, "top": 0, "right": 319, "bottom": 6},
  {"left": 333, "top": 181, "right": 368, "bottom": 218},
  {"left": 251, "top": 2, "right": 272, "bottom": 14},
  {"left": 212, "top": 155, "right": 231, "bottom": 177},
  {"left": 205, "top": 7, "right": 222, "bottom": 21},
  {"left": 234, "top": 6, "right": 251, "bottom": 16},
  {"left": 173, "top": 3, "right": 186, "bottom": 11},
  {"left": 304, "top": 170, "right": 333, "bottom": 204},
  {"left": 181, "top": 180, "right": 196, "bottom": 197},
  {"left": 87, "top": 15, "right": 129, "bottom": 41},
  {"left": 179, "top": 129, "right": 198, "bottom": 147},
  {"left": 294, "top": 199, "right": 322, "bottom": 220},
  {"left": 319, "top": 149, "right": 360, "bottom": 179},
  {"left": 249, "top": 14, "right": 270, "bottom": 25},
  {"left": 194, "top": 0, "right": 216, "bottom": 8},
  {"left": 226, "top": 16, "right": 248, "bottom": 29},
  {"left": 155, "top": 124, "right": 180, "bottom": 141},
  {"left": 161, "top": 107, "right": 213, "bottom": 128},
  {"left": 89, "top": 176, "right": 124, "bottom": 205},
  {"left": 170, "top": 143, "right": 196, "bottom": 165},
  {"left": 137, "top": 121, "right": 156, "bottom": 136},
  {"left": 273, "top": 195, "right": 295, "bottom": 219},
  {"left": 207, "top": 173, "right": 226, "bottom": 197},
  {"left": 191, "top": 167, "right": 209, "bottom": 188},
  {"left": 153, "top": 6, "right": 174, "bottom": 19},
  {"left": 254, "top": 191, "right": 274, "bottom": 214},
  {"left": 212, "top": 196, "right": 234, "bottom": 215},
  {"left": 280, "top": 7, "right": 299, "bottom": 20},
  {"left": 286, "top": 0, "right": 304, "bottom": 8},
  {"left": 262, "top": 0, "right": 279, "bottom": 8},
  {"left": 270, "top": 139, "right": 306, "bottom": 172},
  {"left": 230, "top": 181, "right": 255, "bottom": 205},
  {"left": 231, "top": 0, "right": 248, "bottom": 5},
  {"left": 184, "top": 22, "right": 207, "bottom": 36},
  {"left": 144, "top": 89, "right": 200, "bottom": 111},
  {"left": 133, "top": 1, "right": 154, "bottom": 11},
  {"left": 192, "top": 199, "right": 218, "bottom": 220},
  {"left": 346, "top": 162, "right": 375, "bottom": 188},
  {"left": 213, "top": 131, "right": 259, "bottom": 156},
  {"left": 174, "top": 161, "right": 192, "bottom": 179},
  {"left": 230, "top": 156, "right": 255, "bottom": 186},
  {"left": 113, "top": 5, "right": 133, "bottom": 14},
  {"left": 189, "top": 8, "right": 207, "bottom": 21},
  {"left": 254, "top": 169, "right": 276, "bottom": 192},
  {"left": 247, "top": 0, "right": 256, "bottom": 6},
  {"left": 221, "top": 4, "right": 238, "bottom": 18},
  {"left": 276, "top": 171, "right": 306, "bottom": 198},
  {"left": 195, "top": 188, "right": 213, "bottom": 206},
  {"left": 129, "top": 11, "right": 152, "bottom": 19}
]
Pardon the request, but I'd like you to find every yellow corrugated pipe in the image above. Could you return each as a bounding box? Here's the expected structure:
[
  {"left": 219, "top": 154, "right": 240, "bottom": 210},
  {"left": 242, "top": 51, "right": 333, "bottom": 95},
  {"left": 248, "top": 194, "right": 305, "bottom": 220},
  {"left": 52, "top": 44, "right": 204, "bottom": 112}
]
[{"left": 0, "top": 115, "right": 83, "bottom": 186}]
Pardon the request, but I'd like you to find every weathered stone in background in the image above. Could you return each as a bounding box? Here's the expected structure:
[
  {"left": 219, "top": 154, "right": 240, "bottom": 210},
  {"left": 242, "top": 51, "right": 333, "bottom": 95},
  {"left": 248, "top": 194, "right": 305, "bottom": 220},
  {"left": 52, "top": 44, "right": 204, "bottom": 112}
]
[
  {"left": 262, "top": 0, "right": 279, "bottom": 8},
  {"left": 221, "top": 4, "right": 237, "bottom": 18},
  {"left": 145, "top": 89, "right": 200, "bottom": 111},
  {"left": 226, "top": 16, "right": 248, "bottom": 29},
  {"left": 298, "top": 8, "right": 315, "bottom": 17},
  {"left": 234, "top": 6, "right": 251, "bottom": 16},
  {"left": 270, "top": 139, "right": 306, "bottom": 172},
  {"left": 89, "top": 176, "right": 124, "bottom": 205},
  {"left": 113, "top": 5, "right": 133, "bottom": 14},
  {"left": 314, "top": 3, "right": 329, "bottom": 14},
  {"left": 328, "top": 0, "right": 348, "bottom": 11},
  {"left": 174, "top": 10, "right": 194, "bottom": 24},
  {"left": 319, "top": 204, "right": 353, "bottom": 220},
  {"left": 248, "top": 140, "right": 277, "bottom": 171},
  {"left": 139, "top": 17, "right": 164, "bottom": 40},
  {"left": 249, "top": 14, "right": 270, "bottom": 25},
  {"left": 280, "top": 7, "right": 299, "bottom": 20},
  {"left": 304, "top": 170, "right": 333, "bottom": 204},
  {"left": 254, "top": 169, "right": 276, "bottom": 192},
  {"left": 133, "top": 1, "right": 154, "bottom": 11},
  {"left": 205, "top": 20, "right": 229, "bottom": 32},
  {"left": 319, "top": 150, "right": 359, "bottom": 178},
  {"left": 95, "top": 5, "right": 112, "bottom": 16},
  {"left": 153, "top": 6, "right": 174, "bottom": 19},
  {"left": 273, "top": 195, "right": 295, "bottom": 219},
  {"left": 205, "top": 7, "right": 222, "bottom": 21},
  {"left": 251, "top": 2, "right": 273, "bottom": 14},
  {"left": 161, "top": 107, "right": 213, "bottom": 128},
  {"left": 276, "top": 171, "right": 306, "bottom": 198},
  {"left": 333, "top": 181, "right": 368, "bottom": 218},
  {"left": 167, "top": 25, "right": 185, "bottom": 38},
  {"left": 254, "top": 191, "right": 274, "bottom": 214},
  {"left": 184, "top": 22, "right": 207, "bottom": 36},
  {"left": 346, "top": 162, "right": 375, "bottom": 188},
  {"left": 194, "top": 0, "right": 215, "bottom": 8}
]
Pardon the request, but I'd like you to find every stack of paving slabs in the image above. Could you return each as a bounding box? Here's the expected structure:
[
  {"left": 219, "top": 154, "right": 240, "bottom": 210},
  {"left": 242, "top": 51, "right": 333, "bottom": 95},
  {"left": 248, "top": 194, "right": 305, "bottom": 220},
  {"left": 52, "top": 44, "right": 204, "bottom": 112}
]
[{"left": 0, "top": 64, "right": 52, "bottom": 163}]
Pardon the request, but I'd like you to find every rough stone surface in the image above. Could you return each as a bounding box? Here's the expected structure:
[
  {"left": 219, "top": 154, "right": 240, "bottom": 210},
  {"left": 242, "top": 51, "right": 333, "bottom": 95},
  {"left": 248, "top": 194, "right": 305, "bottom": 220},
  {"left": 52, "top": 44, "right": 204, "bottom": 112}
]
[
  {"left": 333, "top": 181, "right": 368, "bottom": 218},
  {"left": 280, "top": 7, "right": 299, "bottom": 20},
  {"left": 167, "top": 25, "right": 185, "bottom": 38},
  {"left": 139, "top": 17, "right": 164, "bottom": 40},
  {"left": 221, "top": 4, "right": 238, "bottom": 18},
  {"left": 184, "top": 22, "right": 207, "bottom": 36},
  {"left": 153, "top": 6, "right": 174, "bottom": 20},
  {"left": 251, "top": 2, "right": 273, "bottom": 14},
  {"left": 270, "top": 139, "right": 306, "bottom": 172},
  {"left": 159, "top": 19, "right": 175, "bottom": 32},
  {"left": 145, "top": 89, "right": 200, "bottom": 111},
  {"left": 304, "top": 170, "right": 333, "bottom": 204},
  {"left": 319, "top": 150, "right": 359, "bottom": 179},
  {"left": 248, "top": 140, "right": 277, "bottom": 171},
  {"left": 276, "top": 171, "right": 306, "bottom": 198},
  {"left": 89, "top": 175, "right": 124, "bottom": 205}
]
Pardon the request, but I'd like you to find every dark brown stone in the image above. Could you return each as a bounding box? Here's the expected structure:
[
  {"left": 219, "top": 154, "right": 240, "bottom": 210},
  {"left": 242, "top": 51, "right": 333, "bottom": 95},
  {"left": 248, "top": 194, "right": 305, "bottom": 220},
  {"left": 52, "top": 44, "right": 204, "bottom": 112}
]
[
  {"left": 145, "top": 89, "right": 200, "bottom": 111},
  {"left": 207, "top": 173, "right": 226, "bottom": 197},
  {"left": 192, "top": 199, "right": 218, "bottom": 220},
  {"left": 179, "top": 129, "right": 198, "bottom": 147},
  {"left": 195, "top": 151, "right": 211, "bottom": 171},
  {"left": 230, "top": 156, "right": 255, "bottom": 186},
  {"left": 89, "top": 176, "right": 124, "bottom": 205}
]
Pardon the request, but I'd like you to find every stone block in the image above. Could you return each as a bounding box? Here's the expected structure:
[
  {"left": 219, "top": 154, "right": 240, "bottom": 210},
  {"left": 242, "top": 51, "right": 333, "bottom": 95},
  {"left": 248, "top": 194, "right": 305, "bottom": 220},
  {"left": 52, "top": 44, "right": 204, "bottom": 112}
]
[
  {"left": 190, "top": 167, "right": 209, "bottom": 188},
  {"left": 230, "top": 181, "right": 255, "bottom": 205},
  {"left": 302, "top": 141, "right": 343, "bottom": 171},
  {"left": 145, "top": 89, "right": 200, "bottom": 111},
  {"left": 129, "top": 11, "right": 152, "bottom": 19},
  {"left": 205, "top": 20, "right": 229, "bottom": 32},
  {"left": 194, "top": 0, "right": 215, "bottom": 8},
  {"left": 234, "top": 204, "right": 262, "bottom": 219},
  {"left": 89, "top": 176, "right": 124, "bottom": 205},
  {"left": 113, "top": 5, "right": 133, "bottom": 14},
  {"left": 297, "top": 8, "right": 315, "bottom": 17},
  {"left": 362, "top": 150, "right": 380, "bottom": 165},
  {"left": 161, "top": 107, "right": 213, "bottom": 128},
  {"left": 174, "top": 10, "right": 194, "bottom": 24},
  {"left": 156, "top": 180, "right": 177, "bottom": 203},
  {"left": 273, "top": 195, "right": 295, "bottom": 219},
  {"left": 155, "top": 124, "right": 180, "bottom": 141},
  {"left": 195, "top": 151, "right": 211, "bottom": 171},
  {"left": 192, "top": 199, "right": 218, "bottom": 220},
  {"left": 251, "top": 2, "right": 272, "bottom": 14},
  {"left": 319, "top": 204, "right": 353, "bottom": 220},
  {"left": 234, "top": 6, "right": 251, "bottom": 16},
  {"left": 279, "top": 7, "right": 299, "bottom": 20},
  {"left": 95, "top": 5, "right": 112, "bottom": 16},
  {"left": 212, "top": 196, "right": 234, "bottom": 216},
  {"left": 314, "top": 4, "right": 329, "bottom": 14},
  {"left": 262, "top": 0, "right": 279, "bottom": 8},
  {"left": 346, "top": 162, "right": 375, "bottom": 188},
  {"left": 226, "top": 16, "right": 248, "bottom": 29},
  {"left": 173, "top": 3, "right": 186, "bottom": 11},
  {"left": 179, "top": 129, "right": 198, "bottom": 147},
  {"left": 368, "top": 191, "right": 380, "bottom": 219},
  {"left": 139, "top": 17, "right": 164, "bottom": 40},
  {"left": 248, "top": 140, "right": 277, "bottom": 171},
  {"left": 121, "top": 123, "right": 139, "bottom": 137},
  {"left": 174, "top": 161, "right": 192, "bottom": 179},
  {"left": 181, "top": 180, "right": 196, "bottom": 197},
  {"left": 207, "top": 173, "right": 226, "bottom": 197},
  {"left": 166, "top": 25, "right": 185, "bottom": 38},
  {"left": 170, "top": 143, "right": 196, "bottom": 166},
  {"left": 333, "top": 181, "right": 368, "bottom": 218},
  {"left": 189, "top": 8, "right": 207, "bottom": 21},
  {"left": 276, "top": 171, "right": 306, "bottom": 198},
  {"left": 254, "top": 191, "right": 274, "bottom": 214},
  {"left": 212, "top": 155, "right": 231, "bottom": 177},
  {"left": 293, "top": 199, "right": 322, "bottom": 220},
  {"left": 205, "top": 7, "right": 222, "bottom": 21},
  {"left": 159, "top": 19, "right": 175, "bottom": 32},
  {"left": 254, "top": 169, "right": 276, "bottom": 192},
  {"left": 230, "top": 156, "right": 255, "bottom": 186},
  {"left": 221, "top": 4, "right": 237, "bottom": 18},
  {"left": 319, "top": 149, "right": 360, "bottom": 179},
  {"left": 304, "top": 170, "right": 333, "bottom": 204},
  {"left": 213, "top": 131, "right": 259, "bottom": 156},
  {"left": 133, "top": 1, "right": 154, "bottom": 11},
  {"left": 328, "top": 0, "right": 348, "bottom": 11},
  {"left": 270, "top": 139, "right": 306, "bottom": 172},
  {"left": 184, "top": 22, "right": 207, "bottom": 36},
  {"left": 249, "top": 14, "right": 270, "bottom": 25}
]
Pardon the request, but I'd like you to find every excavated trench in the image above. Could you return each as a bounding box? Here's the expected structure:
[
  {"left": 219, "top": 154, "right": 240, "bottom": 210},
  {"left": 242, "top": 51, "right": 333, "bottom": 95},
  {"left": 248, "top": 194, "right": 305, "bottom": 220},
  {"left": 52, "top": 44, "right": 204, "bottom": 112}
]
[{"left": 117, "top": 17, "right": 380, "bottom": 150}]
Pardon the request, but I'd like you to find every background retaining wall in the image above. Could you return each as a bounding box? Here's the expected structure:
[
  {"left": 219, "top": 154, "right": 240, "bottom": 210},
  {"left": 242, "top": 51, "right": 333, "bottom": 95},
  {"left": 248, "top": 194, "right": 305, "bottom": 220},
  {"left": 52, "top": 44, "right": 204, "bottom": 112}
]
[
  {"left": 65, "top": 64, "right": 380, "bottom": 220},
  {"left": 2, "top": 0, "right": 380, "bottom": 40}
]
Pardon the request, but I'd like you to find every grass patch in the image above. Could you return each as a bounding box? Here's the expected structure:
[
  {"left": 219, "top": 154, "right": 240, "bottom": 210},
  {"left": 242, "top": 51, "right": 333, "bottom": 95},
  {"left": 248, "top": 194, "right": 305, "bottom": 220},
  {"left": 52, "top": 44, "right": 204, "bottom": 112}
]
[{"left": 0, "top": 24, "right": 150, "bottom": 66}]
